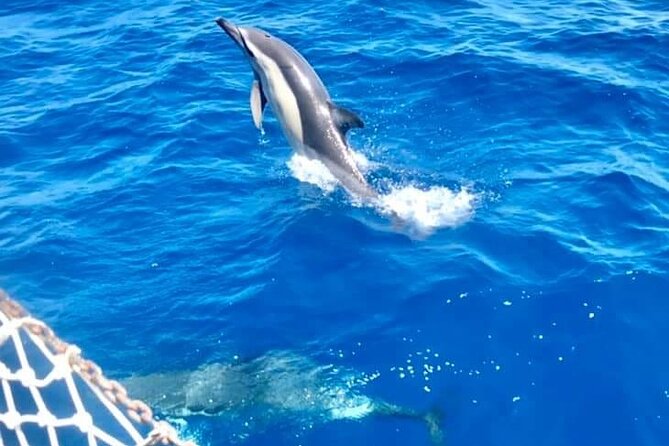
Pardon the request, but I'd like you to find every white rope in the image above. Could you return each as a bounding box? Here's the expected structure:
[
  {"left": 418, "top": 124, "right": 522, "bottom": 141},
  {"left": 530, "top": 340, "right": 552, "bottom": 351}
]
[{"left": 0, "top": 291, "right": 197, "bottom": 446}]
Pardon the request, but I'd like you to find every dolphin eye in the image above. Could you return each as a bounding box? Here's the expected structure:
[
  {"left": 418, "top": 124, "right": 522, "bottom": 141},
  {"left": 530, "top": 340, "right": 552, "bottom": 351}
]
[{"left": 264, "top": 33, "right": 270, "bottom": 38}]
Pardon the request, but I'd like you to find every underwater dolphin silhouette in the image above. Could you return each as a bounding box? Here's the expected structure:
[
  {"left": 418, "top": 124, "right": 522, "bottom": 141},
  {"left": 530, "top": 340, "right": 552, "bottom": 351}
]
[
  {"left": 215, "top": 18, "right": 378, "bottom": 201},
  {"left": 121, "top": 351, "right": 443, "bottom": 443}
]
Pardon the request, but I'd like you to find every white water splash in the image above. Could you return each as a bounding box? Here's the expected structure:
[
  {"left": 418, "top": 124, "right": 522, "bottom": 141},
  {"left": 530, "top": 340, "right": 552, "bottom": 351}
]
[
  {"left": 378, "top": 185, "right": 476, "bottom": 232},
  {"left": 351, "top": 150, "right": 373, "bottom": 173},
  {"left": 286, "top": 151, "right": 374, "bottom": 192},
  {"left": 329, "top": 395, "right": 375, "bottom": 420},
  {"left": 287, "top": 153, "right": 338, "bottom": 193},
  {"left": 286, "top": 153, "right": 477, "bottom": 232},
  {"left": 166, "top": 417, "right": 202, "bottom": 446}
]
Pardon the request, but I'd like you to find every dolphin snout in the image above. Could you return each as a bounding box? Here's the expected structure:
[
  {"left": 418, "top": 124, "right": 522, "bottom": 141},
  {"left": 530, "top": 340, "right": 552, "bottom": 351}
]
[{"left": 215, "top": 18, "right": 241, "bottom": 43}]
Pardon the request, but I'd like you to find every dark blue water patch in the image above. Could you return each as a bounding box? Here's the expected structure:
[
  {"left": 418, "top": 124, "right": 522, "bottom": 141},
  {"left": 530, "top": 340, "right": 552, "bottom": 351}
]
[
  {"left": 530, "top": 28, "right": 669, "bottom": 60},
  {"left": 0, "top": 0, "right": 61, "bottom": 17},
  {"left": 0, "top": 135, "right": 25, "bottom": 166}
]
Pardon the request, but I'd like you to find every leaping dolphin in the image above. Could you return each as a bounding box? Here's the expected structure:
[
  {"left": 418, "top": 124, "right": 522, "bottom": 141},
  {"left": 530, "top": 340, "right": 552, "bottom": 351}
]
[
  {"left": 120, "top": 351, "right": 443, "bottom": 444},
  {"left": 215, "top": 18, "right": 378, "bottom": 201}
]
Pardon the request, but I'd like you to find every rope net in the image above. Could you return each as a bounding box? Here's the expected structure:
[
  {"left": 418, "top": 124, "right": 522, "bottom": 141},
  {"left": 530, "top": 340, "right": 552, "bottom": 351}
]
[{"left": 0, "top": 290, "right": 196, "bottom": 446}]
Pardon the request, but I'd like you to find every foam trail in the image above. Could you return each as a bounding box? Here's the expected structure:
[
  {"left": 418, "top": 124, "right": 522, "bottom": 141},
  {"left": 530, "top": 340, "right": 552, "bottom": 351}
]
[
  {"left": 286, "top": 151, "right": 374, "bottom": 191},
  {"left": 287, "top": 153, "right": 338, "bottom": 193},
  {"left": 378, "top": 185, "right": 476, "bottom": 232},
  {"left": 287, "top": 153, "right": 476, "bottom": 232},
  {"left": 351, "top": 150, "right": 373, "bottom": 173},
  {"left": 165, "top": 417, "right": 201, "bottom": 446}
]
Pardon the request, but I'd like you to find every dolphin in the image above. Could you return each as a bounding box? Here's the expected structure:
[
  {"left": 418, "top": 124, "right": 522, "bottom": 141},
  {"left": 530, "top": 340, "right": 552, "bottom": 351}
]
[
  {"left": 215, "top": 18, "right": 379, "bottom": 201},
  {"left": 120, "top": 351, "right": 443, "bottom": 443}
]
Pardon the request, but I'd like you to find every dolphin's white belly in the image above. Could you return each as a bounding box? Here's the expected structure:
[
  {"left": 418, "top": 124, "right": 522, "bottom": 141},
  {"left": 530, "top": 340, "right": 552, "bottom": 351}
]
[{"left": 266, "top": 76, "right": 303, "bottom": 149}]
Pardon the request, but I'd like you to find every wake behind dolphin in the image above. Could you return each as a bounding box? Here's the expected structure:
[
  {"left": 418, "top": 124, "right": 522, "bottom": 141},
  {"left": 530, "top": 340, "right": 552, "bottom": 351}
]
[
  {"left": 120, "top": 351, "right": 443, "bottom": 444},
  {"left": 215, "top": 18, "right": 477, "bottom": 233}
]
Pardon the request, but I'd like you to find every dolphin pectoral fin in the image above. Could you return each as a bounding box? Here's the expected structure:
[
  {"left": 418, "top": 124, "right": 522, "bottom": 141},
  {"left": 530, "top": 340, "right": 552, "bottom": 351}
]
[
  {"left": 330, "top": 103, "right": 364, "bottom": 133},
  {"left": 250, "top": 79, "right": 267, "bottom": 130}
]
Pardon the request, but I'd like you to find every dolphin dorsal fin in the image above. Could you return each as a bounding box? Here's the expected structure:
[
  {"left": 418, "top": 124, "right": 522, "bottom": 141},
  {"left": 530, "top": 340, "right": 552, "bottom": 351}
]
[
  {"left": 330, "top": 103, "right": 364, "bottom": 134},
  {"left": 250, "top": 78, "right": 267, "bottom": 130}
]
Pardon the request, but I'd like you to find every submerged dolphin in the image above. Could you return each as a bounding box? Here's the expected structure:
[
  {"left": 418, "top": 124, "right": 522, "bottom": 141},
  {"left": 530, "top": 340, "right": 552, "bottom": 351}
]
[
  {"left": 121, "top": 351, "right": 443, "bottom": 443},
  {"left": 215, "top": 18, "right": 378, "bottom": 201}
]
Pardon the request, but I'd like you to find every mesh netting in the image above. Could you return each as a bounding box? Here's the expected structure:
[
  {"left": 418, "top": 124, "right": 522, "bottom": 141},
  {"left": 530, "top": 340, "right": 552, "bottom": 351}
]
[{"left": 0, "top": 290, "right": 196, "bottom": 446}]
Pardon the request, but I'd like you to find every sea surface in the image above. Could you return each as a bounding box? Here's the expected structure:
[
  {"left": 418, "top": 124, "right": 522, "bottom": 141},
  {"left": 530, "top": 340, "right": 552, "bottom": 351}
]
[{"left": 2, "top": 0, "right": 669, "bottom": 445}]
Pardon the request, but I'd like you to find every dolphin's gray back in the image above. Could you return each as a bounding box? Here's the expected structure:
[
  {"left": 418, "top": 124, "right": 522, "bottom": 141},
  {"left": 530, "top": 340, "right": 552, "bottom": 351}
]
[
  {"left": 122, "top": 364, "right": 261, "bottom": 415},
  {"left": 120, "top": 352, "right": 367, "bottom": 417},
  {"left": 254, "top": 32, "right": 329, "bottom": 99},
  {"left": 121, "top": 370, "right": 191, "bottom": 414}
]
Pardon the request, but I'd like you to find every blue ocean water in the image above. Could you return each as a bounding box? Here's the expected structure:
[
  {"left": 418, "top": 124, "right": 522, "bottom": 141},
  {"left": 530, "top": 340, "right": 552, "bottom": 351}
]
[{"left": 1, "top": 0, "right": 669, "bottom": 444}]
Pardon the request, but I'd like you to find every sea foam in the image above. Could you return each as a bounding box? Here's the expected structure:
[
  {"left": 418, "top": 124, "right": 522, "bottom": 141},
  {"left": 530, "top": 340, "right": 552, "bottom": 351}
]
[{"left": 287, "top": 153, "right": 476, "bottom": 233}]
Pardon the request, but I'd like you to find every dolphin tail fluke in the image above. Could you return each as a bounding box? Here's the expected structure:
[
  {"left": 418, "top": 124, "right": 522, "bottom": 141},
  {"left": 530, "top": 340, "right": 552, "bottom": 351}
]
[
  {"left": 422, "top": 407, "right": 445, "bottom": 445},
  {"left": 375, "top": 401, "right": 445, "bottom": 444}
]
